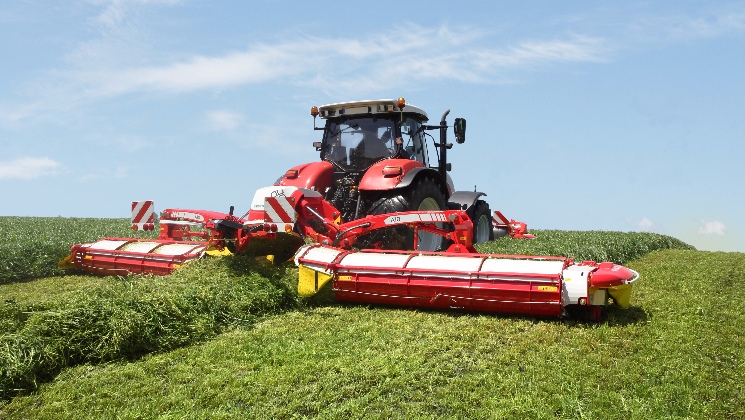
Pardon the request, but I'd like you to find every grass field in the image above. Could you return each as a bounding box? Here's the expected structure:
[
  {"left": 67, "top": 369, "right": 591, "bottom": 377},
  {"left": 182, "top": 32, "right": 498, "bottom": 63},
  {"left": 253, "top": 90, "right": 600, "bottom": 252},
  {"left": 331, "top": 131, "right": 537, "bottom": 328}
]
[
  {"left": 0, "top": 217, "right": 155, "bottom": 284},
  {"left": 1, "top": 217, "right": 742, "bottom": 418}
]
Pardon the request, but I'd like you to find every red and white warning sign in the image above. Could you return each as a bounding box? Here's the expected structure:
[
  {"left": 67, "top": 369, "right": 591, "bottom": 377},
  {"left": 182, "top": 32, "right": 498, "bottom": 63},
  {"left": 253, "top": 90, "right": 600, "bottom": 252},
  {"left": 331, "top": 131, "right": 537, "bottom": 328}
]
[
  {"left": 263, "top": 196, "right": 297, "bottom": 233},
  {"left": 131, "top": 201, "right": 156, "bottom": 231},
  {"left": 264, "top": 196, "right": 296, "bottom": 224}
]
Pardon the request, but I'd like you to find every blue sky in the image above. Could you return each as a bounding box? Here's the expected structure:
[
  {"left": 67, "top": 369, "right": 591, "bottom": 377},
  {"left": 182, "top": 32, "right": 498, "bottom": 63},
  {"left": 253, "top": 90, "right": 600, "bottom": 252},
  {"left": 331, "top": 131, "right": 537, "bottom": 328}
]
[{"left": 1, "top": 1, "right": 743, "bottom": 252}]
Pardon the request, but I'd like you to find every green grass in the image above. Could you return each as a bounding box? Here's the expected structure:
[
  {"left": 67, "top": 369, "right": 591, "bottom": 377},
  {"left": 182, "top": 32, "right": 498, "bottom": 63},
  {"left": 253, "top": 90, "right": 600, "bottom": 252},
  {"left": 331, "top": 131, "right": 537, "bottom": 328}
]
[
  {"left": 477, "top": 230, "right": 694, "bottom": 264},
  {"left": 0, "top": 255, "right": 299, "bottom": 402},
  {"left": 0, "top": 216, "right": 723, "bottom": 417},
  {"left": 0, "top": 217, "right": 155, "bottom": 284},
  {"left": 3, "top": 249, "right": 743, "bottom": 419}
]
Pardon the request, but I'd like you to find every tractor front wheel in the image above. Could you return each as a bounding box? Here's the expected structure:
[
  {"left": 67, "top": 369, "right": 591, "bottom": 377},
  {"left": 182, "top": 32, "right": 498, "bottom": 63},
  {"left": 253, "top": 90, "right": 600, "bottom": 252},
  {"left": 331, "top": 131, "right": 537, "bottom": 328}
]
[
  {"left": 364, "top": 177, "right": 447, "bottom": 251},
  {"left": 468, "top": 200, "right": 494, "bottom": 244}
]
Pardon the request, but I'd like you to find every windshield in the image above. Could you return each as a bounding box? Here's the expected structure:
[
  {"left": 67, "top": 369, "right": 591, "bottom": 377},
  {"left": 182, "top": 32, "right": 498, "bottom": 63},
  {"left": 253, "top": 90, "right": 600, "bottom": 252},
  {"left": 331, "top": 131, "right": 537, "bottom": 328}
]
[{"left": 323, "top": 117, "right": 395, "bottom": 170}]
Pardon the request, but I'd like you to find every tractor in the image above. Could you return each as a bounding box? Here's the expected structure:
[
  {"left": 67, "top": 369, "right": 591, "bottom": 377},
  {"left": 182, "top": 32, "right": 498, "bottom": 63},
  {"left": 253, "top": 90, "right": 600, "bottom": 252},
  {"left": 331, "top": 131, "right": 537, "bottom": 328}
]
[{"left": 275, "top": 98, "right": 493, "bottom": 251}]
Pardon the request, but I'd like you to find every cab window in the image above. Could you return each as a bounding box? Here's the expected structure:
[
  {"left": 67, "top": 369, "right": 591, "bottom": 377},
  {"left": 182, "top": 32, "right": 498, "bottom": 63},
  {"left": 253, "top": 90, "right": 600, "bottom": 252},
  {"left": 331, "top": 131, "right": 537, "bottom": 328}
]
[
  {"left": 400, "top": 118, "right": 428, "bottom": 166},
  {"left": 323, "top": 117, "right": 395, "bottom": 170}
]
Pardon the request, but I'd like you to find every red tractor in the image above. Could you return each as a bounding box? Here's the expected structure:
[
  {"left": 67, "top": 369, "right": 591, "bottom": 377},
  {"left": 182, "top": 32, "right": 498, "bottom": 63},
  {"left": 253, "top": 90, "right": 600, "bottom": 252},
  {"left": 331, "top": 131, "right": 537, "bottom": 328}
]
[{"left": 275, "top": 98, "right": 493, "bottom": 251}]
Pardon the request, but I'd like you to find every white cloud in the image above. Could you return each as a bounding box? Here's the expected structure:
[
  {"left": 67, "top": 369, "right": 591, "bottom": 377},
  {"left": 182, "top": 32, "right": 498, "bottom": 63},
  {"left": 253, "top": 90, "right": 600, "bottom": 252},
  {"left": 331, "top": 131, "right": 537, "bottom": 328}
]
[
  {"left": 479, "top": 36, "right": 608, "bottom": 67},
  {"left": 207, "top": 110, "right": 243, "bottom": 131},
  {"left": 79, "top": 166, "right": 129, "bottom": 182},
  {"left": 4, "top": 3, "right": 614, "bottom": 123},
  {"left": 7, "top": 4, "right": 745, "bottom": 126},
  {"left": 0, "top": 102, "right": 44, "bottom": 124},
  {"left": 59, "top": 0, "right": 184, "bottom": 80},
  {"left": 113, "top": 136, "right": 148, "bottom": 153},
  {"left": 107, "top": 46, "right": 308, "bottom": 94},
  {"left": 67, "top": 26, "right": 609, "bottom": 98},
  {"left": 92, "top": 0, "right": 182, "bottom": 30},
  {"left": 0, "top": 157, "right": 63, "bottom": 180},
  {"left": 699, "top": 220, "right": 726, "bottom": 236}
]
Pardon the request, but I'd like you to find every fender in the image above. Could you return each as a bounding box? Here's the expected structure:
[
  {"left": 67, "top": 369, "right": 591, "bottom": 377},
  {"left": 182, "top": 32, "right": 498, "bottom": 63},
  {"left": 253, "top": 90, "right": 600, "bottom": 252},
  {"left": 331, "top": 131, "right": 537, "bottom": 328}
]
[
  {"left": 276, "top": 161, "right": 334, "bottom": 192},
  {"left": 358, "top": 159, "right": 431, "bottom": 191},
  {"left": 447, "top": 191, "right": 487, "bottom": 212}
]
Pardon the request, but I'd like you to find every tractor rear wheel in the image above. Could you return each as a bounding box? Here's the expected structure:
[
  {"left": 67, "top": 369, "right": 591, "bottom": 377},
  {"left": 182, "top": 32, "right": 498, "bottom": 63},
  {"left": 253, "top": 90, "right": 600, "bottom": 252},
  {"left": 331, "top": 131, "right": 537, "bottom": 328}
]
[{"left": 364, "top": 177, "right": 447, "bottom": 251}]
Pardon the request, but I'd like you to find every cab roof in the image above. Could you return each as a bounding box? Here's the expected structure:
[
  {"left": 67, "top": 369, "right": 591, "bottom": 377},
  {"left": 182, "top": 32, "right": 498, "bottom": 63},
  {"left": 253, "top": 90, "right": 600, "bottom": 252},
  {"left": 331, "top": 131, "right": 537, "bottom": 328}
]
[{"left": 318, "top": 99, "right": 428, "bottom": 122}]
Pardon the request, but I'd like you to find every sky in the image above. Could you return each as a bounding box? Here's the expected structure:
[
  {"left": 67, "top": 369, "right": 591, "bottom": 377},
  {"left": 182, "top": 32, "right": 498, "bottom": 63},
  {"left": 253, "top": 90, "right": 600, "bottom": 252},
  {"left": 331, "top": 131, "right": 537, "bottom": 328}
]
[{"left": 1, "top": 1, "right": 743, "bottom": 253}]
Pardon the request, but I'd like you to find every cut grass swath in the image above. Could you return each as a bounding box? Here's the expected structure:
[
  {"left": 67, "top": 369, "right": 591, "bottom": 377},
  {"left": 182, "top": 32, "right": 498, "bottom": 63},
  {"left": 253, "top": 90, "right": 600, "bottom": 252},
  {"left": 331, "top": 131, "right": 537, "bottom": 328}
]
[{"left": 0, "top": 255, "right": 299, "bottom": 401}]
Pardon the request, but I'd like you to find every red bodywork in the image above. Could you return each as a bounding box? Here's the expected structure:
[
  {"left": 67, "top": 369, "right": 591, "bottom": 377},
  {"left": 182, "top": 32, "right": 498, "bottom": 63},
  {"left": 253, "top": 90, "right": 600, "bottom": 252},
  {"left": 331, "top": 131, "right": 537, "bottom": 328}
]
[
  {"left": 357, "top": 159, "right": 425, "bottom": 191},
  {"left": 277, "top": 161, "right": 334, "bottom": 191},
  {"left": 158, "top": 208, "right": 236, "bottom": 241},
  {"left": 62, "top": 189, "right": 476, "bottom": 276},
  {"left": 589, "top": 262, "right": 637, "bottom": 288},
  {"left": 304, "top": 247, "right": 568, "bottom": 317},
  {"left": 493, "top": 210, "right": 535, "bottom": 239},
  {"left": 277, "top": 159, "right": 429, "bottom": 193}
]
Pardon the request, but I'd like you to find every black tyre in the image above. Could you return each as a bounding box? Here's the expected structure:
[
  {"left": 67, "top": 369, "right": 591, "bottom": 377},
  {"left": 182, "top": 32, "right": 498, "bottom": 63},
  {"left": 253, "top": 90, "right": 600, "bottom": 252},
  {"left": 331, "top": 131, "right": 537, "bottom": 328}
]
[
  {"left": 364, "top": 177, "right": 447, "bottom": 251},
  {"left": 468, "top": 200, "right": 494, "bottom": 244}
]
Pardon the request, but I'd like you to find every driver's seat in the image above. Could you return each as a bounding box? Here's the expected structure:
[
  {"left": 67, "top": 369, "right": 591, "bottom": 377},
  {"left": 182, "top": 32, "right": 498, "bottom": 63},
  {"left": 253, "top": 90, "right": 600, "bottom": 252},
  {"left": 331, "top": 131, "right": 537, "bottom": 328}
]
[{"left": 328, "top": 145, "right": 347, "bottom": 165}]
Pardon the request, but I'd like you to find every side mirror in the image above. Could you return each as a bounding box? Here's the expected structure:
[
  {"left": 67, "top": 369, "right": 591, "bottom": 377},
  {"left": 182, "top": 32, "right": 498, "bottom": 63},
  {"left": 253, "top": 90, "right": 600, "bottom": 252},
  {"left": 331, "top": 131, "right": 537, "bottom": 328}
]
[
  {"left": 454, "top": 118, "right": 466, "bottom": 144},
  {"left": 313, "top": 141, "right": 322, "bottom": 151}
]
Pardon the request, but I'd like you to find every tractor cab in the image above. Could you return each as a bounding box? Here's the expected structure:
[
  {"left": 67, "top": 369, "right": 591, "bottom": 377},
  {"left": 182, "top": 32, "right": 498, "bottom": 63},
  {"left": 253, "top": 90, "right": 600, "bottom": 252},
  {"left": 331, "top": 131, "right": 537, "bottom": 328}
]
[
  {"left": 278, "top": 97, "right": 473, "bottom": 242},
  {"left": 312, "top": 99, "right": 431, "bottom": 172}
]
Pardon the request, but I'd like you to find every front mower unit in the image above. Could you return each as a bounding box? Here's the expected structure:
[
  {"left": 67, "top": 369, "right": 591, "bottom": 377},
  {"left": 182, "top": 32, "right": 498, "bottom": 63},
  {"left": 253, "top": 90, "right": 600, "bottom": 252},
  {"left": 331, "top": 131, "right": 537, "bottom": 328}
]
[{"left": 295, "top": 244, "right": 638, "bottom": 319}]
